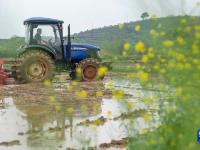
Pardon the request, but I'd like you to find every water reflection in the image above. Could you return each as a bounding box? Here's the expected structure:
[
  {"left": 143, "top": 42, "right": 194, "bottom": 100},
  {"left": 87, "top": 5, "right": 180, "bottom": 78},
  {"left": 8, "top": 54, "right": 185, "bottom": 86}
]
[
  {"left": 0, "top": 79, "right": 161, "bottom": 150},
  {"left": 13, "top": 81, "right": 103, "bottom": 149}
]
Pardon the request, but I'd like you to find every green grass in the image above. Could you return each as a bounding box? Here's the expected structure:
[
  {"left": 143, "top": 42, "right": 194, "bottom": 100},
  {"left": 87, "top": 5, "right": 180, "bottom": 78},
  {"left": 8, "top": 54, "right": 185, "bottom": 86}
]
[{"left": 0, "top": 37, "right": 24, "bottom": 58}]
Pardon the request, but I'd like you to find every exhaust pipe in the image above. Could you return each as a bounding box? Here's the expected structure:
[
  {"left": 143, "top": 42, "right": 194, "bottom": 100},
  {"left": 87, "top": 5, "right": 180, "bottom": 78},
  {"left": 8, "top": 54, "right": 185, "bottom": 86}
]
[{"left": 67, "top": 24, "right": 72, "bottom": 66}]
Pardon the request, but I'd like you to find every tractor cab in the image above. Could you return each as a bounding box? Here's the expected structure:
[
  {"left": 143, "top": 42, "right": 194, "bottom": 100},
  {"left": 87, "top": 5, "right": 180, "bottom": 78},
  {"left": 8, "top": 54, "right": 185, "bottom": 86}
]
[{"left": 24, "top": 17, "right": 64, "bottom": 59}]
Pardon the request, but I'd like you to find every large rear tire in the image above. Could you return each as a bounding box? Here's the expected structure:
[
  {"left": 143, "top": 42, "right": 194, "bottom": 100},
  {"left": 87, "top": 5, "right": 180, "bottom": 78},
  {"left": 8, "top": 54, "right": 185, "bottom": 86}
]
[
  {"left": 16, "top": 50, "right": 55, "bottom": 83},
  {"left": 76, "top": 58, "right": 102, "bottom": 81}
]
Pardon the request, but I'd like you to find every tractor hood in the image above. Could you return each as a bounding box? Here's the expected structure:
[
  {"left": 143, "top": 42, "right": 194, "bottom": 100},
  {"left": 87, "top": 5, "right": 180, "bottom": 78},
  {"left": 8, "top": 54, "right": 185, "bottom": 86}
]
[{"left": 64, "top": 42, "right": 100, "bottom": 51}]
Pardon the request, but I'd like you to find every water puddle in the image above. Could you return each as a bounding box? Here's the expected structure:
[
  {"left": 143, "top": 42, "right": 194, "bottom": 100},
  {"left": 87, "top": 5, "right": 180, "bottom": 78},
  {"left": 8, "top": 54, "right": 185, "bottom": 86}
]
[{"left": 0, "top": 78, "right": 161, "bottom": 149}]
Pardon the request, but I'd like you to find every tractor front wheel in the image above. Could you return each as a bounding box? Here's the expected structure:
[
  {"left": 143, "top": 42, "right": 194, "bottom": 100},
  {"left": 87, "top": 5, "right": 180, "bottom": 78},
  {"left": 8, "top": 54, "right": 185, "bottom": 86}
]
[
  {"left": 16, "top": 50, "right": 55, "bottom": 83},
  {"left": 76, "top": 58, "right": 102, "bottom": 81}
]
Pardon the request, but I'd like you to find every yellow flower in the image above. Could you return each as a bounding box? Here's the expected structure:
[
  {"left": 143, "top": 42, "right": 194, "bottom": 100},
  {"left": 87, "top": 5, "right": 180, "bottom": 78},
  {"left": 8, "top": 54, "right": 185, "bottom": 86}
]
[
  {"left": 112, "top": 90, "right": 125, "bottom": 100},
  {"left": 43, "top": 80, "right": 52, "bottom": 87},
  {"left": 143, "top": 98, "right": 153, "bottom": 104},
  {"left": 97, "top": 66, "right": 108, "bottom": 77},
  {"left": 95, "top": 118, "right": 101, "bottom": 125},
  {"left": 49, "top": 96, "right": 55, "bottom": 102},
  {"left": 76, "top": 90, "right": 88, "bottom": 98},
  {"left": 176, "top": 53, "right": 185, "bottom": 61},
  {"left": 194, "top": 25, "right": 200, "bottom": 31},
  {"left": 93, "top": 103, "right": 99, "bottom": 113},
  {"left": 175, "top": 87, "right": 183, "bottom": 96},
  {"left": 107, "top": 111, "right": 112, "bottom": 117},
  {"left": 96, "top": 90, "right": 103, "bottom": 97},
  {"left": 136, "top": 64, "right": 142, "bottom": 70},
  {"left": 192, "top": 59, "right": 199, "bottom": 64},
  {"left": 66, "top": 85, "right": 73, "bottom": 91},
  {"left": 176, "top": 36, "right": 185, "bottom": 45},
  {"left": 160, "top": 31, "right": 166, "bottom": 37},
  {"left": 138, "top": 71, "right": 149, "bottom": 82},
  {"left": 163, "top": 40, "right": 174, "bottom": 47},
  {"left": 140, "top": 128, "right": 148, "bottom": 134},
  {"left": 123, "top": 42, "right": 131, "bottom": 50},
  {"left": 143, "top": 113, "right": 151, "bottom": 122},
  {"left": 159, "top": 68, "right": 166, "bottom": 74},
  {"left": 127, "top": 102, "right": 134, "bottom": 109},
  {"left": 180, "top": 18, "right": 187, "bottom": 25},
  {"left": 118, "top": 23, "right": 124, "bottom": 29},
  {"left": 122, "top": 51, "right": 128, "bottom": 56},
  {"left": 150, "top": 29, "right": 159, "bottom": 37},
  {"left": 81, "top": 105, "right": 88, "bottom": 112},
  {"left": 142, "top": 55, "right": 149, "bottom": 63},
  {"left": 71, "top": 81, "right": 79, "bottom": 86},
  {"left": 55, "top": 105, "right": 62, "bottom": 111},
  {"left": 153, "top": 65, "right": 160, "bottom": 71},
  {"left": 134, "top": 25, "right": 141, "bottom": 32},
  {"left": 106, "top": 81, "right": 113, "bottom": 89},
  {"left": 127, "top": 73, "right": 135, "bottom": 79},
  {"left": 148, "top": 47, "right": 154, "bottom": 53},
  {"left": 148, "top": 53, "right": 155, "bottom": 59},
  {"left": 59, "top": 76, "right": 65, "bottom": 82},
  {"left": 76, "top": 67, "right": 82, "bottom": 74},
  {"left": 195, "top": 32, "right": 200, "bottom": 39},
  {"left": 151, "top": 15, "right": 157, "bottom": 21},
  {"left": 149, "top": 138, "right": 156, "bottom": 145},
  {"left": 184, "top": 26, "right": 191, "bottom": 33},
  {"left": 147, "top": 47, "right": 155, "bottom": 58},
  {"left": 184, "top": 63, "right": 192, "bottom": 69},
  {"left": 135, "top": 41, "right": 145, "bottom": 53},
  {"left": 67, "top": 107, "right": 74, "bottom": 113},
  {"left": 114, "top": 56, "right": 118, "bottom": 60},
  {"left": 192, "top": 44, "right": 199, "bottom": 54}
]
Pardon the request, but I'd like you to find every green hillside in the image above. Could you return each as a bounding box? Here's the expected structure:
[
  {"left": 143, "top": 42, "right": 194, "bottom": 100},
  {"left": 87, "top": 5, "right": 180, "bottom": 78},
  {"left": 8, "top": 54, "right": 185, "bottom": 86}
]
[
  {"left": 0, "top": 16, "right": 199, "bottom": 58},
  {"left": 74, "top": 16, "right": 200, "bottom": 57}
]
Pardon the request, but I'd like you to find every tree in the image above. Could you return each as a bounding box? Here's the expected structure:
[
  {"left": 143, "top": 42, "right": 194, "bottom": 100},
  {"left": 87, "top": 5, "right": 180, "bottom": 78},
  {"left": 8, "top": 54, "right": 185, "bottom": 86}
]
[{"left": 141, "top": 12, "right": 149, "bottom": 20}]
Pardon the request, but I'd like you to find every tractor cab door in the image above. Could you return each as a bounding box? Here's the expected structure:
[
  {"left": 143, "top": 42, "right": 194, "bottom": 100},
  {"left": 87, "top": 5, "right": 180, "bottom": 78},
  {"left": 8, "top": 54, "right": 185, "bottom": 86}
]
[{"left": 27, "top": 24, "right": 63, "bottom": 59}]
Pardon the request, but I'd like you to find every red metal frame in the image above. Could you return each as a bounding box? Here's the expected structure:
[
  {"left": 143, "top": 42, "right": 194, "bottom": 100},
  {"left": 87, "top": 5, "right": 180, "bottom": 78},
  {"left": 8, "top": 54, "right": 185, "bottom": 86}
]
[{"left": 0, "top": 60, "right": 8, "bottom": 85}]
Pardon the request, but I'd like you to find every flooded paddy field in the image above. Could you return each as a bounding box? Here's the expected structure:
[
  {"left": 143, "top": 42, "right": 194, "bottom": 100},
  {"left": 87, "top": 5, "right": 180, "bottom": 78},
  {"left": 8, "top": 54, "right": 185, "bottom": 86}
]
[{"left": 0, "top": 73, "right": 163, "bottom": 150}]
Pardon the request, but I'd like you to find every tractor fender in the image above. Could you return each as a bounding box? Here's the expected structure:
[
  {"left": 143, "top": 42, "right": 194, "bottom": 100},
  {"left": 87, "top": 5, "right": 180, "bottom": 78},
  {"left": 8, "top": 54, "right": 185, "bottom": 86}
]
[{"left": 17, "top": 45, "right": 57, "bottom": 59}]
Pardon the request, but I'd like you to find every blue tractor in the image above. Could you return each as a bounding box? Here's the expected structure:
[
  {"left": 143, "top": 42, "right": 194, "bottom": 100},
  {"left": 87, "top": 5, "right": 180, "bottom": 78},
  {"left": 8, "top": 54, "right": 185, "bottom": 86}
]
[{"left": 14, "top": 17, "right": 104, "bottom": 83}]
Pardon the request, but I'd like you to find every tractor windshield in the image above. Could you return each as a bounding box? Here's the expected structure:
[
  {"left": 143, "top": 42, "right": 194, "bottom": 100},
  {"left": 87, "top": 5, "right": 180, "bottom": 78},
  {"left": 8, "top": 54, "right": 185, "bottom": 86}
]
[{"left": 32, "top": 24, "right": 61, "bottom": 47}]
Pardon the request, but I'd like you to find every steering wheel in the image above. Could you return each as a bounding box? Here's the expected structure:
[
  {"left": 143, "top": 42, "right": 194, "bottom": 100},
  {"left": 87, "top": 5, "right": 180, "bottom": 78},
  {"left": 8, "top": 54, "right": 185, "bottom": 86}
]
[{"left": 42, "top": 38, "right": 59, "bottom": 47}]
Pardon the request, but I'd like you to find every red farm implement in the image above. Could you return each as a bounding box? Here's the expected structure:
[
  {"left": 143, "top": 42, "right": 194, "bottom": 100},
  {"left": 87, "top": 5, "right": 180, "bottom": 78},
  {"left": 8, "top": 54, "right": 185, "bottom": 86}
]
[{"left": 0, "top": 60, "right": 8, "bottom": 85}]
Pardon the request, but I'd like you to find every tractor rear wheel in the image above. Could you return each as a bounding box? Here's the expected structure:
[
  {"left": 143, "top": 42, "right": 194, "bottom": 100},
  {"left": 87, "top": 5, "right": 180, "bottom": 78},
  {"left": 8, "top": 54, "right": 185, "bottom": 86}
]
[
  {"left": 77, "top": 58, "right": 101, "bottom": 81},
  {"left": 16, "top": 50, "right": 55, "bottom": 83}
]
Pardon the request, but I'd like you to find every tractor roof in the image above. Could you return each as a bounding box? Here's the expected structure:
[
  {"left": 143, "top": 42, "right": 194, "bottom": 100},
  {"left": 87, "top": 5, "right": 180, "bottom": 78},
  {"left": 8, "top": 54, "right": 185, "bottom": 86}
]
[{"left": 24, "top": 17, "right": 64, "bottom": 25}]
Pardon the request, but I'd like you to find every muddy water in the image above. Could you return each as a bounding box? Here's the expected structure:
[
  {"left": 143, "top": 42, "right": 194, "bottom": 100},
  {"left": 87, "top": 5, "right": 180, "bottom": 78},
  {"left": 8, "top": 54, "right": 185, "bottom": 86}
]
[{"left": 0, "top": 77, "right": 161, "bottom": 150}]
